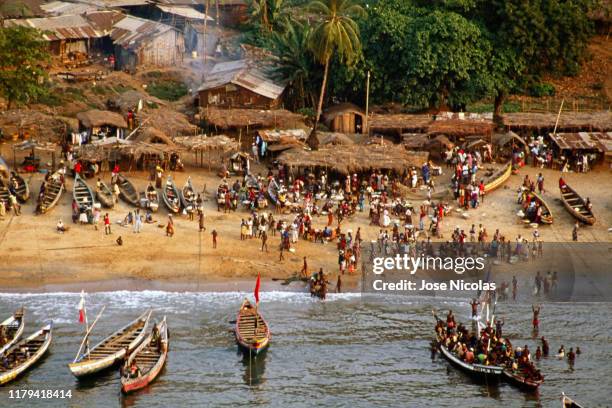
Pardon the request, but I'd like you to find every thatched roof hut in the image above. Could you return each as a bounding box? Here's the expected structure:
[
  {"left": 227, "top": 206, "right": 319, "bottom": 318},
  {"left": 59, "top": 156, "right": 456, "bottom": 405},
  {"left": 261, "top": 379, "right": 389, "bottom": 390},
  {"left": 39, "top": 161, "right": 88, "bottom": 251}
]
[
  {"left": 322, "top": 102, "right": 366, "bottom": 134},
  {"left": 133, "top": 127, "right": 176, "bottom": 146},
  {"left": 202, "top": 107, "right": 305, "bottom": 129},
  {"left": 402, "top": 133, "right": 430, "bottom": 150},
  {"left": 368, "top": 113, "right": 432, "bottom": 135},
  {"left": 174, "top": 135, "right": 239, "bottom": 153},
  {"left": 318, "top": 132, "right": 356, "bottom": 146},
  {"left": 427, "top": 119, "right": 494, "bottom": 138},
  {"left": 76, "top": 110, "right": 127, "bottom": 129},
  {"left": 277, "top": 144, "right": 429, "bottom": 175},
  {"left": 502, "top": 111, "right": 612, "bottom": 132},
  {"left": 258, "top": 129, "right": 307, "bottom": 152}
]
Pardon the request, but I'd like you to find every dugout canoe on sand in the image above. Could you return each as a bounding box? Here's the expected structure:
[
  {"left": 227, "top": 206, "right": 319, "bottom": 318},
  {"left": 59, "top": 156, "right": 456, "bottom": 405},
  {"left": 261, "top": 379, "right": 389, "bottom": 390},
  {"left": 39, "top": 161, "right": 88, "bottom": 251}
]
[
  {"left": 235, "top": 299, "right": 270, "bottom": 356},
  {"left": 559, "top": 181, "right": 595, "bottom": 225},
  {"left": 162, "top": 177, "right": 180, "bottom": 214},
  {"left": 121, "top": 317, "right": 168, "bottom": 394},
  {"left": 117, "top": 174, "right": 139, "bottom": 206},
  {"left": 96, "top": 180, "right": 114, "bottom": 209},
  {"left": 73, "top": 174, "right": 95, "bottom": 211},
  {"left": 180, "top": 177, "right": 196, "bottom": 214},
  {"left": 523, "top": 191, "right": 553, "bottom": 225},
  {"left": 68, "top": 310, "right": 151, "bottom": 378},
  {"left": 0, "top": 308, "right": 25, "bottom": 356},
  {"left": 482, "top": 162, "right": 512, "bottom": 193},
  {"left": 37, "top": 171, "right": 64, "bottom": 214},
  {"left": 10, "top": 173, "right": 30, "bottom": 202},
  {"left": 139, "top": 185, "right": 159, "bottom": 212},
  {"left": 0, "top": 323, "right": 53, "bottom": 385}
]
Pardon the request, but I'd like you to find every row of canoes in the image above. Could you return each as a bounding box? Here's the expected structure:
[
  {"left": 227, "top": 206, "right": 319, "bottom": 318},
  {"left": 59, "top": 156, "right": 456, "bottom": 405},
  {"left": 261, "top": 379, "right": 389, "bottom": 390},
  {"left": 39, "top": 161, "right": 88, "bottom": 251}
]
[
  {"left": 1, "top": 298, "right": 270, "bottom": 394},
  {"left": 34, "top": 173, "right": 195, "bottom": 215}
]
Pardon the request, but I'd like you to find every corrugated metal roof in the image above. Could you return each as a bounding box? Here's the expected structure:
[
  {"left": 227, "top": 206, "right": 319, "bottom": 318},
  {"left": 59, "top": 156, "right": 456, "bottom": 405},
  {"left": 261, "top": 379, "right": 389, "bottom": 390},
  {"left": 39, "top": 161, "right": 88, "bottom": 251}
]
[
  {"left": 5, "top": 14, "right": 104, "bottom": 40},
  {"left": 85, "top": 10, "right": 126, "bottom": 32},
  {"left": 41, "top": 1, "right": 98, "bottom": 16},
  {"left": 549, "top": 132, "right": 612, "bottom": 152},
  {"left": 157, "top": 5, "right": 213, "bottom": 20},
  {"left": 111, "top": 15, "right": 178, "bottom": 50},
  {"left": 198, "top": 59, "right": 285, "bottom": 100}
]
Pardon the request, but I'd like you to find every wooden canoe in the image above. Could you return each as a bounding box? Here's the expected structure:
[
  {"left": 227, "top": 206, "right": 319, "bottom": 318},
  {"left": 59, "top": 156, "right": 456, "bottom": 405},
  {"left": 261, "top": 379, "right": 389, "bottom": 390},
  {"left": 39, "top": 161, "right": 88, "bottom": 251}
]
[
  {"left": 0, "top": 323, "right": 53, "bottom": 385},
  {"left": 0, "top": 308, "right": 25, "bottom": 356},
  {"left": 502, "top": 368, "right": 543, "bottom": 391},
  {"left": 117, "top": 174, "right": 139, "bottom": 206},
  {"left": 121, "top": 317, "right": 168, "bottom": 394},
  {"left": 483, "top": 162, "right": 512, "bottom": 193},
  {"left": 562, "top": 393, "right": 584, "bottom": 408},
  {"left": 162, "top": 177, "right": 180, "bottom": 214},
  {"left": 235, "top": 299, "right": 270, "bottom": 356},
  {"left": 73, "top": 174, "right": 95, "bottom": 211},
  {"left": 559, "top": 183, "right": 595, "bottom": 225},
  {"left": 180, "top": 178, "right": 196, "bottom": 214},
  {"left": 68, "top": 310, "right": 151, "bottom": 378},
  {"left": 139, "top": 185, "right": 159, "bottom": 212},
  {"left": 37, "top": 171, "right": 64, "bottom": 214},
  {"left": 437, "top": 340, "right": 503, "bottom": 381},
  {"left": 96, "top": 180, "right": 114, "bottom": 209},
  {"left": 0, "top": 178, "right": 9, "bottom": 205},
  {"left": 524, "top": 191, "right": 553, "bottom": 224},
  {"left": 10, "top": 173, "right": 30, "bottom": 202}
]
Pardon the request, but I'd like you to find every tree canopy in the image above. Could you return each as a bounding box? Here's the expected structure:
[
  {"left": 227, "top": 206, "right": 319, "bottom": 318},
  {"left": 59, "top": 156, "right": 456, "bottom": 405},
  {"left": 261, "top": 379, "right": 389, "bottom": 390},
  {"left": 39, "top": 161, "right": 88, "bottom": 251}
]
[{"left": 0, "top": 26, "right": 50, "bottom": 108}]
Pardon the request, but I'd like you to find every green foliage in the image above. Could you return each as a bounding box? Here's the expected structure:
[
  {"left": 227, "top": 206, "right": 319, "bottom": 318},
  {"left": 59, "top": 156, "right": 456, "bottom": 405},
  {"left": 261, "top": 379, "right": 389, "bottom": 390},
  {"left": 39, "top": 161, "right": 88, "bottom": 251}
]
[
  {"left": 0, "top": 27, "right": 50, "bottom": 108},
  {"left": 528, "top": 82, "right": 556, "bottom": 97},
  {"left": 147, "top": 81, "right": 188, "bottom": 101}
]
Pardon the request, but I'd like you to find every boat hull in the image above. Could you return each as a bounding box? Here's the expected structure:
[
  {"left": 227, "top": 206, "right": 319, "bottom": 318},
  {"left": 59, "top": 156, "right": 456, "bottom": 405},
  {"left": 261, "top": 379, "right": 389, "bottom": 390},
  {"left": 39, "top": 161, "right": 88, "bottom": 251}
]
[
  {"left": 483, "top": 162, "right": 512, "bottom": 193},
  {"left": 502, "top": 369, "right": 542, "bottom": 391},
  {"left": 559, "top": 184, "right": 595, "bottom": 225},
  {"left": 68, "top": 351, "right": 125, "bottom": 378},
  {"left": 439, "top": 344, "right": 502, "bottom": 382},
  {"left": 0, "top": 324, "right": 52, "bottom": 385}
]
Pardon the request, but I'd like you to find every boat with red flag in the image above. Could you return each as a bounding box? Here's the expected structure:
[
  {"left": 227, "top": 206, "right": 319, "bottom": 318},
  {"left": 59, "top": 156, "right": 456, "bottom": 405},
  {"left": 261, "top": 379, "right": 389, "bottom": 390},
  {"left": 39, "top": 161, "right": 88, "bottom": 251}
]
[{"left": 235, "top": 273, "right": 270, "bottom": 356}]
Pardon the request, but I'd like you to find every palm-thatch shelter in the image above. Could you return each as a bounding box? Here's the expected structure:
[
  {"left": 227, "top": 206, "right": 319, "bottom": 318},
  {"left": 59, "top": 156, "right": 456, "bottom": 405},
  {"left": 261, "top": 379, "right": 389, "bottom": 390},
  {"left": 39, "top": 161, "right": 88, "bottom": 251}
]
[
  {"left": 502, "top": 111, "right": 612, "bottom": 133},
  {"left": 402, "top": 133, "right": 430, "bottom": 150},
  {"left": 201, "top": 107, "right": 305, "bottom": 130},
  {"left": 76, "top": 110, "right": 127, "bottom": 129},
  {"left": 368, "top": 113, "right": 432, "bottom": 137},
  {"left": 426, "top": 119, "right": 494, "bottom": 140},
  {"left": 174, "top": 134, "right": 240, "bottom": 169},
  {"left": 277, "top": 144, "right": 429, "bottom": 176}
]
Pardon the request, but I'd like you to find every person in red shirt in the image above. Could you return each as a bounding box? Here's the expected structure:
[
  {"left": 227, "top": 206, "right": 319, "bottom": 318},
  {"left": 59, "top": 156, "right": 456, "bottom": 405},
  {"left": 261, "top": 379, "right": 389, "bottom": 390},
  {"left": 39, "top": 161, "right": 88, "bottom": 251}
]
[
  {"left": 104, "top": 213, "right": 111, "bottom": 235},
  {"left": 74, "top": 161, "right": 82, "bottom": 175}
]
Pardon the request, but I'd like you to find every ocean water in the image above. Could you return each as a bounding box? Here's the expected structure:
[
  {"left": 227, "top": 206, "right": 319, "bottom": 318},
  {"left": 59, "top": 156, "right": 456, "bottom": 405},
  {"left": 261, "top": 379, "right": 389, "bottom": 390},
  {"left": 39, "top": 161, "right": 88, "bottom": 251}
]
[{"left": 0, "top": 291, "right": 609, "bottom": 408}]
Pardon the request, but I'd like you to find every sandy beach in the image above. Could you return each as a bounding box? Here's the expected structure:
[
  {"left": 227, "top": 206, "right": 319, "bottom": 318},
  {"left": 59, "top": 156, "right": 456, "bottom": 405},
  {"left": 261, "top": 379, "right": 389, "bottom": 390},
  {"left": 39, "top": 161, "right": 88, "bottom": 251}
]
[{"left": 1, "top": 143, "right": 610, "bottom": 292}]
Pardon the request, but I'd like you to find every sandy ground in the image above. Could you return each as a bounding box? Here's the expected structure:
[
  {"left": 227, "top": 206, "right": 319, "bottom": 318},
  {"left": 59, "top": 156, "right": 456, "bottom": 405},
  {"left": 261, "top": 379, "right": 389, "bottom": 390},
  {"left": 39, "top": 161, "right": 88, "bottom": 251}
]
[{"left": 0, "top": 143, "right": 610, "bottom": 292}]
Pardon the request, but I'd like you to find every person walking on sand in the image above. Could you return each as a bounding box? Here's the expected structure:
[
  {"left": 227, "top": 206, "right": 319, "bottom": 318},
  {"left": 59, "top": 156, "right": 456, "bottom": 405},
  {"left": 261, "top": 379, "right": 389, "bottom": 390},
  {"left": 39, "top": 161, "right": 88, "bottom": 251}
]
[
  {"left": 572, "top": 222, "right": 579, "bottom": 241},
  {"left": 300, "top": 257, "right": 308, "bottom": 278},
  {"left": 166, "top": 215, "right": 174, "bottom": 237},
  {"left": 93, "top": 206, "right": 100, "bottom": 231},
  {"left": 113, "top": 182, "right": 120, "bottom": 204},
  {"left": 9, "top": 193, "right": 20, "bottom": 216},
  {"left": 261, "top": 230, "right": 268, "bottom": 252},
  {"left": 537, "top": 173, "right": 545, "bottom": 194},
  {"left": 212, "top": 229, "right": 218, "bottom": 248},
  {"left": 279, "top": 243, "right": 285, "bottom": 262},
  {"left": 104, "top": 213, "right": 111, "bottom": 235},
  {"left": 336, "top": 274, "right": 342, "bottom": 293},
  {"left": 133, "top": 209, "right": 142, "bottom": 233},
  {"left": 198, "top": 210, "right": 205, "bottom": 232}
]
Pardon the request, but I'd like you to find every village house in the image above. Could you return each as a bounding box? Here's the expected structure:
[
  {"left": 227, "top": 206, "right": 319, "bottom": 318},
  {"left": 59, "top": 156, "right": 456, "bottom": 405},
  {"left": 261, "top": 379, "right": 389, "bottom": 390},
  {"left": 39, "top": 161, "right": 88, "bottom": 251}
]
[
  {"left": 197, "top": 59, "right": 286, "bottom": 109},
  {"left": 323, "top": 103, "right": 367, "bottom": 134},
  {"left": 4, "top": 14, "right": 107, "bottom": 60},
  {"left": 184, "top": 23, "right": 240, "bottom": 59},
  {"left": 110, "top": 14, "right": 185, "bottom": 69}
]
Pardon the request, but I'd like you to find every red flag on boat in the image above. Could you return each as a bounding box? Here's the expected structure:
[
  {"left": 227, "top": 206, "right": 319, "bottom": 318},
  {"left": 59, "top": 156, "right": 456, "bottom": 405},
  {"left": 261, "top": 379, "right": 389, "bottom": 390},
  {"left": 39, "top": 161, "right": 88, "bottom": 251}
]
[
  {"left": 78, "top": 291, "right": 86, "bottom": 324},
  {"left": 254, "top": 272, "right": 261, "bottom": 304}
]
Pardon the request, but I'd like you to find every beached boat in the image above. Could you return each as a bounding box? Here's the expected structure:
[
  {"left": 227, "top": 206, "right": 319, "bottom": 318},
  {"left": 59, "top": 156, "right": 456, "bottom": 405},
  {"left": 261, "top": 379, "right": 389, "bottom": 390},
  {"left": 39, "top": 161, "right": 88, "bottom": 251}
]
[
  {"left": 524, "top": 191, "right": 553, "bottom": 225},
  {"left": 0, "top": 323, "right": 53, "bottom": 385},
  {"left": 37, "top": 171, "right": 64, "bottom": 214},
  {"left": 562, "top": 393, "right": 584, "bottom": 408},
  {"left": 117, "top": 174, "right": 139, "bottom": 206},
  {"left": 483, "top": 162, "right": 512, "bottom": 193},
  {"left": 121, "top": 317, "right": 168, "bottom": 394},
  {"left": 139, "top": 185, "right": 159, "bottom": 212},
  {"left": 235, "top": 299, "right": 270, "bottom": 356},
  {"left": 180, "top": 178, "right": 196, "bottom": 214},
  {"left": 68, "top": 310, "right": 151, "bottom": 378},
  {"left": 73, "top": 174, "right": 95, "bottom": 211},
  {"left": 0, "top": 308, "right": 25, "bottom": 356},
  {"left": 559, "top": 182, "right": 595, "bottom": 225},
  {"left": 0, "top": 178, "right": 9, "bottom": 204},
  {"left": 502, "top": 368, "right": 543, "bottom": 391},
  {"left": 10, "top": 173, "right": 30, "bottom": 202},
  {"left": 96, "top": 180, "right": 114, "bottom": 209},
  {"left": 162, "top": 177, "right": 180, "bottom": 214}
]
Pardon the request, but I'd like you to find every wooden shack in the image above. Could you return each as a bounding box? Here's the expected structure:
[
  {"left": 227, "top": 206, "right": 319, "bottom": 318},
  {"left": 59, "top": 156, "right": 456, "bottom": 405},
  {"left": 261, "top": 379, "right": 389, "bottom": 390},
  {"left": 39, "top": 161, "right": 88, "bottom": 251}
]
[
  {"left": 111, "top": 15, "right": 185, "bottom": 69},
  {"left": 323, "top": 103, "right": 367, "bottom": 134},
  {"left": 197, "top": 60, "right": 286, "bottom": 109},
  {"left": 215, "top": 0, "right": 249, "bottom": 26}
]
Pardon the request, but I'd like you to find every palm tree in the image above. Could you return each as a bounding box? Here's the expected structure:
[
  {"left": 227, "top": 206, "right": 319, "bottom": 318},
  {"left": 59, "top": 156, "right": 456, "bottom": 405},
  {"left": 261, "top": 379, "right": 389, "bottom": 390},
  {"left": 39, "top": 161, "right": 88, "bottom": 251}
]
[
  {"left": 270, "top": 20, "right": 317, "bottom": 109},
  {"left": 307, "top": 0, "right": 364, "bottom": 148}
]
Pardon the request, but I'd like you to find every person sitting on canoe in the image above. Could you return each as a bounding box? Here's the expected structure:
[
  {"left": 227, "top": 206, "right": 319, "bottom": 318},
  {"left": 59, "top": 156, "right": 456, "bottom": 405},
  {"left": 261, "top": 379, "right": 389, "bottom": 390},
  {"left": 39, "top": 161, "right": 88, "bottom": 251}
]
[
  {"left": 585, "top": 198, "right": 592, "bottom": 212},
  {"left": 446, "top": 310, "right": 455, "bottom": 333},
  {"left": 129, "top": 359, "right": 141, "bottom": 379},
  {"left": 559, "top": 177, "right": 567, "bottom": 189},
  {"left": 152, "top": 324, "right": 161, "bottom": 349}
]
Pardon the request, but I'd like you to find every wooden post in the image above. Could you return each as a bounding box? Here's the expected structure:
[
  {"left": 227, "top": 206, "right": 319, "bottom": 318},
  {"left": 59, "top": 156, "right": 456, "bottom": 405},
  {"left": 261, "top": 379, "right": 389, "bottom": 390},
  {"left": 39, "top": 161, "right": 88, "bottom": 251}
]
[{"left": 365, "top": 70, "right": 370, "bottom": 134}]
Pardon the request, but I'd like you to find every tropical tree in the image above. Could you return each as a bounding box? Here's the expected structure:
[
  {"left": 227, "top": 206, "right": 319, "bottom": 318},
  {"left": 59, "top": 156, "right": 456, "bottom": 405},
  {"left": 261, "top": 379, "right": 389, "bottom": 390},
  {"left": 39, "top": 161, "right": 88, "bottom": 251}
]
[
  {"left": 250, "top": 0, "right": 290, "bottom": 32},
  {"left": 269, "top": 19, "right": 319, "bottom": 110},
  {"left": 307, "top": 0, "right": 365, "bottom": 147},
  {"left": 0, "top": 26, "right": 50, "bottom": 108}
]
